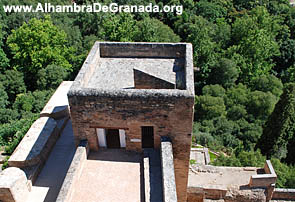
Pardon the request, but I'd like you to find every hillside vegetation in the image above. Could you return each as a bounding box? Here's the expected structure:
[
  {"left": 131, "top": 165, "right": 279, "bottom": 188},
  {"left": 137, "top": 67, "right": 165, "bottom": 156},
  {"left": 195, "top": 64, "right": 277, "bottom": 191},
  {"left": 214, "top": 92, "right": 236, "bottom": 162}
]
[{"left": 0, "top": 0, "right": 295, "bottom": 187}]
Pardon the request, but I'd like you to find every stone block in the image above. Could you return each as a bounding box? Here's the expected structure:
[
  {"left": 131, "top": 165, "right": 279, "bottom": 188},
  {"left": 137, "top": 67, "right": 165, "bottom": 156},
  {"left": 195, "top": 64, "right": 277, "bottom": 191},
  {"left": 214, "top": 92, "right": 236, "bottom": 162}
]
[{"left": 0, "top": 167, "right": 29, "bottom": 202}]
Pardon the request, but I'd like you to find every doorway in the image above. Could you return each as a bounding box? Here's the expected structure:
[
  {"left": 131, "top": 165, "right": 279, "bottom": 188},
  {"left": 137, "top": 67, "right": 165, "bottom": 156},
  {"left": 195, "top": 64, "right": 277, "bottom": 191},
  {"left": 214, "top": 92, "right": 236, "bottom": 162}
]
[
  {"left": 106, "top": 129, "right": 121, "bottom": 148},
  {"left": 141, "top": 126, "right": 154, "bottom": 148},
  {"left": 96, "top": 128, "right": 126, "bottom": 148}
]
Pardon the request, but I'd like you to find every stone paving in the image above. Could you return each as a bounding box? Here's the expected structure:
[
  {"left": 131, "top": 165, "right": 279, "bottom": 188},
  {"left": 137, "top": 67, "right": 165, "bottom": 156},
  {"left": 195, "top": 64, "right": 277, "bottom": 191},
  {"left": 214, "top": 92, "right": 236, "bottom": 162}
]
[
  {"left": 70, "top": 149, "right": 142, "bottom": 202},
  {"left": 25, "top": 121, "right": 76, "bottom": 202},
  {"left": 189, "top": 165, "right": 258, "bottom": 190},
  {"left": 87, "top": 58, "right": 178, "bottom": 89}
]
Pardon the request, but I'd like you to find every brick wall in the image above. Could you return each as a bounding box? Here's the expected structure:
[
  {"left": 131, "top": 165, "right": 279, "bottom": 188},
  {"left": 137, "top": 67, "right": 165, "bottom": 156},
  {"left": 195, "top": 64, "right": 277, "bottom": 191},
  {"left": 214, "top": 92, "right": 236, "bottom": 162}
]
[{"left": 68, "top": 91, "right": 194, "bottom": 202}]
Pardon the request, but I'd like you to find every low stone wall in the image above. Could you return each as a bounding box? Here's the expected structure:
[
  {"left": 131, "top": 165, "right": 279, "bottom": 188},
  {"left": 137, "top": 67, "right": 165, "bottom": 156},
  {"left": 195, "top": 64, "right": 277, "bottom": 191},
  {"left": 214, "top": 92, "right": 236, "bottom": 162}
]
[
  {"left": 160, "top": 137, "right": 177, "bottom": 202},
  {"left": 0, "top": 167, "right": 30, "bottom": 202},
  {"left": 187, "top": 187, "right": 204, "bottom": 202},
  {"left": 8, "top": 117, "right": 59, "bottom": 168},
  {"left": 99, "top": 42, "right": 186, "bottom": 58},
  {"left": 272, "top": 188, "right": 295, "bottom": 200},
  {"left": 249, "top": 160, "right": 277, "bottom": 188},
  {"left": 190, "top": 148, "right": 210, "bottom": 165},
  {"left": 7, "top": 81, "right": 71, "bottom": 186},
  {"left": 56, "top": 140, "right": 89, "bottom": 202}
]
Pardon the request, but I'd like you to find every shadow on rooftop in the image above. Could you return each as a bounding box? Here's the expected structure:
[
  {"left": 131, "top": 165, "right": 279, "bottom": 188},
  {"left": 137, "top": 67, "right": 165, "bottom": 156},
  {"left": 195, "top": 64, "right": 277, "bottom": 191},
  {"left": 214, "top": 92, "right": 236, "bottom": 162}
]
[{"left": 88, "top": 149, "right": 142, "bottom": 163}]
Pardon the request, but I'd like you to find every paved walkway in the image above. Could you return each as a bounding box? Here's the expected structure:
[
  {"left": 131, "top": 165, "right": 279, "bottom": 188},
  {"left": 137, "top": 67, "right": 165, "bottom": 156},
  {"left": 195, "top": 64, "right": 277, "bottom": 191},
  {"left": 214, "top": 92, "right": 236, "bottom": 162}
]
[
  {"left": 26, "top": 120, "right": 76, "bottom": 202},
  {"left": 70, "top": 149, "right": 142, "bottom": 202},
  {"left": 144, "top": 149, "right": 163, "bottom": 202}
]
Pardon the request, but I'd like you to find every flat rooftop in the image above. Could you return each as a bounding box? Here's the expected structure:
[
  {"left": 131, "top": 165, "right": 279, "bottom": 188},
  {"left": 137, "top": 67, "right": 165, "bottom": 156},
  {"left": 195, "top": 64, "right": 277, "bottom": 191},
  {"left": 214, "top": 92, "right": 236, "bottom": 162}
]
[
  {"left": 188, "top": 165, "right": 258, "bottom": 190},
  {"left": 87, "top": 57, "right": 183, "bottom": 89},
  {"left": 69, "top": 42, "right": 195, "bottom": 95}
]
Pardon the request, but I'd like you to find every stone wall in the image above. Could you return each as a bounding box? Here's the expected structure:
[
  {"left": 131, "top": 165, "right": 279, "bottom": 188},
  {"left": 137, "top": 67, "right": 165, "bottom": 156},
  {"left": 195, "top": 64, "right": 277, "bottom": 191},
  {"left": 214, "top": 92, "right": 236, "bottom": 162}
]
[
  {"left": 56, "top": 140, "right": 89, "bottom": 202},
  {"left": 8, "top": 117, "right": 59, "bottom": 168},
  {"left": 249, "top": 160, "right": 277, "bottom": 188},
  {"left": 6, "top": 81, "right": 72, "bottom": 186},
  {"left": 272, "top": 188, "right": 295, "bottom": 200},
  {"left": 68, "top": 90, "right": 194, "bottom": 202},
  {"left": 187, "top": 187, "right": 204, "bottom": 202},
  {"left": 134, "top": 69, "right": 175, "bottom": 89},
  {"left": 99, "top": 42, "right": 186, "bottom": 58},
  {"left": 160, "top": 137, "right": 177, "bottom": 202}
]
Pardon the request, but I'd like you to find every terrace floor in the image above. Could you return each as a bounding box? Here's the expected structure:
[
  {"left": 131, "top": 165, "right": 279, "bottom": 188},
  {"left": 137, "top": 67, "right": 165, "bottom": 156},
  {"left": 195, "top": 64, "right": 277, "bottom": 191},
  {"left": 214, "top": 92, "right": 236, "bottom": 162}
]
[
  {"left": 70, "top": 149, "right": 143, "bottom": 202},
  {"left": 189, "top": 165, "right": 258, "bottom": 190}
]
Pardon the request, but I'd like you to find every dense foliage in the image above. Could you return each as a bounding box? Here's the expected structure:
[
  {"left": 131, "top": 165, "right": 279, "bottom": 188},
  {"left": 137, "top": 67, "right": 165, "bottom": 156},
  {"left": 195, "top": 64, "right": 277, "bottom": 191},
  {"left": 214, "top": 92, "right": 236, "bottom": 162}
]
[{"left": 0, "top": 0, "right": 294, "bottom": 187}]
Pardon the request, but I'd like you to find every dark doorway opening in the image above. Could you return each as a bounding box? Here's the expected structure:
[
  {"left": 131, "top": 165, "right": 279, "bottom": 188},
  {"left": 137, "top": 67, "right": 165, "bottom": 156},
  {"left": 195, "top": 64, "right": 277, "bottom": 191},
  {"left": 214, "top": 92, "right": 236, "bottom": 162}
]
[
  {"left": 142, "top": 126, "right": 154, "bottom": 148},
  {"left": 106, "top": 129, "right": 120, "bottom": 148}
]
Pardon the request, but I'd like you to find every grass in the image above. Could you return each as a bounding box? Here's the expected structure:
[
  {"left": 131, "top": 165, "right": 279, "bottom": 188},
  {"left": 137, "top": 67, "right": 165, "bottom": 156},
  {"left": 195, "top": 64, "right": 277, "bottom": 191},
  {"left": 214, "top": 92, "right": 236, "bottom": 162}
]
[
  {"left": 209, "top": 151, "right": 217, "bottom": 162},
  {"left": 190, "top": 159, "right": 196, "bottom": 165}
]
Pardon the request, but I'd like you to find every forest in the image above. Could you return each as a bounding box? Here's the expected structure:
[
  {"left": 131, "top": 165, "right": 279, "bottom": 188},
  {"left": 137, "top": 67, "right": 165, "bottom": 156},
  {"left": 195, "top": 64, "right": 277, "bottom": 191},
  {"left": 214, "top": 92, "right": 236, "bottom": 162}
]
[{"left": 0, "top": 0, "right": 295, "bottom": 188}]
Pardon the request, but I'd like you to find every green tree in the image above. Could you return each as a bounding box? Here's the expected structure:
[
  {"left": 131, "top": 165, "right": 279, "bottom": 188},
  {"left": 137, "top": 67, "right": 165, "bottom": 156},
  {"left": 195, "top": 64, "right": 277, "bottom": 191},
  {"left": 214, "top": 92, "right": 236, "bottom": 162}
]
[
  {"left": 135, "top": 18, "right": 180, "bottom": 42},
  {"left": 195, "top": 95, "right": 227, "bottom": 121},
  {"left": 99, "top": 13, "right": 138, "bottom": 42},
  {"left": 202, "top": 84, "right": 226, "bottom": 97},
  {"left": 233, "top": 0, "right": 269, "bottom": 11},
  {"left": 228, "top": 7, "right": 281, "bottom": 82},
  {"left": 225, "top": 84, "right": 249, "bottom": 107},
  {"left": 247, "top": 91, "right": 277, "bottom": 121},
  {"left": 13, "top": 90, "right": 53, "bottom": 116},
  {"left": 250, "top": 74, "right": 283, "bottom": 98},
  {"left": 0, "top": 109, "right": 18, "bottom": 124},
  {"left": 7, "top": 16, "right": 73, "bottom": 89},
  {"left": 258, "top": 83, "right": 295, "bottom": 160},
  {"left": 195, "top": 1, "right": 227, "bottom": 22},
  {"left": 0, "top": 70, "right": 26, "bottom": 103},
  {"left": 0, "top": 83, "right": 8, "bottom": 109},
  {"left": 177, "top": 16, "right": 218, "bottom": 83},
  {"left": 36, "top": 64, "right": 68, "bottom": 90},
  {"left": 271, "top": 158, "right": 295, "bottom": 188},
  {"left": 227, "top": 105, "right": 247, "bottom": 121},
  {"left": 0, "top": 25, "right": 9, "bottom": 71},
  {"left": 209, "top": 58, "right": 239, "bottom": 88},
  {"left": 0, "top": 48, "right": 9, "bottom": 71}
]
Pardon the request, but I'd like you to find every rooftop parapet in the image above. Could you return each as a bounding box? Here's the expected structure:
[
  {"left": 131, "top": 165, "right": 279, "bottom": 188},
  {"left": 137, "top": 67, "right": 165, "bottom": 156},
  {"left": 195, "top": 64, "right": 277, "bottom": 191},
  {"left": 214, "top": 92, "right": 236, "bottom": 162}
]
[{"left": 68, "top": 42, "right": 194, "bottom": 100}]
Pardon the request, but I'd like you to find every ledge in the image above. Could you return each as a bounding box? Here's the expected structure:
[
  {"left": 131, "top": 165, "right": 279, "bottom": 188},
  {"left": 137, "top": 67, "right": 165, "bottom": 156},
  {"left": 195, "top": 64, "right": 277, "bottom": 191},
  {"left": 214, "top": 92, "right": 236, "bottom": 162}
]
[
  {"left": 272, "top": 188, "right": 295, "bottom": 200},
  {"left": 56, "top": 140, "right": 89, "bottom": 202},
  {"left": 249, "top": 160, "right": 277, "bottom": 188},
  {"left": 8, "top": 117, "right": 59, "bottom": 168},
  {"left": 160, "top": 137, "right": 177, "bottom": 202},
  {"left": 0, "top": 167, "right": 30, "bottom": 202},
  {"left": 40, "top": 81, "right": 73, "bottom": 120}
]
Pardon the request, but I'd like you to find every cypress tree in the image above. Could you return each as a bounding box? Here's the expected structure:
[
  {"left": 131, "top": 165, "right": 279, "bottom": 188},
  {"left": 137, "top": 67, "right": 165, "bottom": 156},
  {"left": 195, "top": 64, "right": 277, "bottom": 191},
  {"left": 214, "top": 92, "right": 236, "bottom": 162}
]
[{"left": 257, "top": 83, "right": 295, "bottom": 161}]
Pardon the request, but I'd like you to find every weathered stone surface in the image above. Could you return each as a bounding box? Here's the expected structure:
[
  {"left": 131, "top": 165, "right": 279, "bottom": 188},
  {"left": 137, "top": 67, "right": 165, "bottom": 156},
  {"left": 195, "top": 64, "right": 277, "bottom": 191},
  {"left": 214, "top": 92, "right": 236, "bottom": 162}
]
[
  {"left": 8, "top": 117, "right": 58, "bottom": 168},
  {"left": 161, "top": 138, "right": 177, "bottom": 202},
  {"left": 0, "top": 167, "right": 29, "bottom": 202},
  {"left": 272, "top": 188, "right": 295, "bottom": 200},
  {"left": 88, "top": 58, "right": 178, "bottom": 89},
  {"left": 187, "top": 187, "right": 204, "bottom": 202},
  {"left": 56, "top": 141, "right": 89, "bottom": 202},
  {"left": 224, "top": 188, "right": 266, "bottom": 202},
  {"left": 144, "top": 156, "right": 150, "bottom": 202},
  {"left": 250, "top": 161, "right": 276, "bottom": 186},
  {"left": 68, "top": 42, "right": 195, "bottom": 202},
  {"left": 40, "top": 81, "right": 72, "bottom": 120}
]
